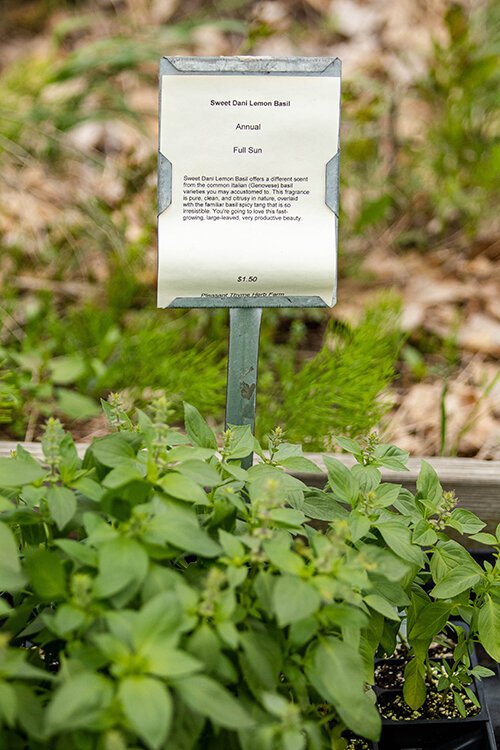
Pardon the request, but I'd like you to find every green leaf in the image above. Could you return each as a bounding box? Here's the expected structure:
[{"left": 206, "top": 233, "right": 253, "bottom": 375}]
[
  {"left": 56, "top": 389, "right": 100, "bottom": 419},
  {"left": 93, "top": 537, "right": 149, "bottom": 598},
  {"left": 0, "top": 682, "right": 17, "bottom": 726},
  {"left": 165, "top": 701, "right": 205, "bottom": 750},
  {"left": 359, "top": 545, "right": 411, "bottom": 583},
  {"left": 176, "top": 460, "right": 221, "bottom": 488},
  {"left": 184, "top": 403, "right": 217, "bottom": 450},
  {"left": 375, "top": 521, "right": 425, "bottom": 565},
  {"left": 0, "top": 457, "right": 47, "bottom": 487},
  {"left": 239, "top": 630, "right": 282, "bottom": 697},
  {"left": 352, "top": 464, "right": 381, "bottom": 492},
  {"left": 0, "top": 597, "right": 12, "bottom": 617},
  {"left": 364, "top": 594, "right": 400, "bottom": 621},
  {"left": 226, "top": 424, "right": 255, "bottom": 460},
  {"left": 46, "top": 486, "right": 77, "bottom": 530},
  {"left": 263, "top": 538, "right": 305, "bottom": 575},
  {"left": 469, "top": 532, "right": 497, "bottom": 546},
  {"left": 403, "top": 658, "right": 426, "bottom": 710},
  {"left": 335, "top": 437, "right": 362, "bottom": 457},
  {"left": 447, "top": 509, "right": 486, "bottom": 535},
  {"left": 218, "top": 530, "right": 244, "bottom": 559},
  {"left": 470, "top": 665, "right": 496, "bottom": 679},
  {"left": 14, "top": 684, "right": 43, "bottom": 739},
  {"left": 416, "top": 460, "right": 442, "bottom": 508},
  {"left": 46, "top": 673, "right": 113, "bottom": 733},
  {"left": 431, "top": 568, "right": 482, "bottom": 599},
  {"left": 349, "top": 511, "right": 371, "bottom": 543},
  {"left": 119, "top": 676, "right": 172, "bottom": 750},
  {"left": 147, "top": 500, "right": 221, "bottom": 558},
  {"left": 279, "top": 456, "right": 321, "bottom": 473},
  {"left": 430, "top": 540, "right": 481, "bottom": 582},
  {"left": 368, "top": 576, "right": 410, "bottom": 608},
  {"left": 174, "top": 675, "right": 254, "bottom": 730},
  {"left": 54, "top": 538, "right": 97, "bottom": 567},
  {"left": 305, "top": 637, "right": 381, "bottom": 741},
  {"left": 271, "top": 443, "right": 301, "bottom": 461},
  {"left": 1, "top": 651, "right": 52, "bottom": 681},
  {"left": 454, "top": 691, "right": 466, "bottom": 718},
  {"left": 374, "top": 483, "right": 401, "bottom": 508},
  {"left": 323, "top": 457, "right": 358, "bottom": 504},
  {"left": 373, "top": 444, "right": 409, "bottom": 471},
  {"left": 254, "top": 570, "right": 275, "bottom": 612},
  {"left": 221, "top": 461, "right": 248, "bottom": 481},
  {"left": 268, "top": 507, "right": 306, "bottom": 529},
  {"left": 478, "top": 595, "right": 500, "bottom": 661},
  {"left": 132, "top": 592, "right": 182, "bottom": 648},
  {"left": 71, "top": 477, "right": 105, "bottom": 502},
  {"left": 412, "top": 520, "right": 438, "bottom": 546},
  {"left": 142, "top": 641, "right": 202, "bottom": 679},
  {"left": 302, "top": 490, "right": 349, "bottom": 522},
  {"left": 159, "top": 472, "right": 209, "bottom": 506},
  {"left": 167, "top": 446, "right": 216, "bottom": 463},
  {"left": 408, "top": 601, "right": 451, "bottom": 644},
  {"left": 0, "top": 522, "right": 26, "bottom": 591},
  {"left": 261, "top": 691, "right": 291, "bottom": 718},
  {"left": 102, "top": 463, "right": 145, "bottom": 489},
  {"left": 272, "top": 575, "right": 321, "bottom": 626},
  {"left": 24, "top": 548, "right": 66, "bottom": 600},
  {"left": 90, "top": 434, "right": 137, "bottom": 467},
  {"left": 47, "top": 604, "right": 86, "bottom": 637}
]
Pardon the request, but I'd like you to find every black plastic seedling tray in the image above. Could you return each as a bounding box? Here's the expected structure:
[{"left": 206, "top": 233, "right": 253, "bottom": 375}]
[{"left": 370, "top": 656, "right": 496, "bottom": 750}]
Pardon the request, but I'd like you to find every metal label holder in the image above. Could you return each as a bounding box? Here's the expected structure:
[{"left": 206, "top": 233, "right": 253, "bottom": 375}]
[{"left": 158, "top": 56, "right": 341, "bottom": 466}]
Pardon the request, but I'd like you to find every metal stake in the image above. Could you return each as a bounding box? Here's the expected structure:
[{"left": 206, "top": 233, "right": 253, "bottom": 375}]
[{"left": 225, "top": 307, "right": 263, "bottom": 469}]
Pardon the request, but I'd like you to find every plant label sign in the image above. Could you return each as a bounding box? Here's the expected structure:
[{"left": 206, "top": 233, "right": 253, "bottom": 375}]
[{"left": 158, "top": 57, "right": 341, "bottom": 308}]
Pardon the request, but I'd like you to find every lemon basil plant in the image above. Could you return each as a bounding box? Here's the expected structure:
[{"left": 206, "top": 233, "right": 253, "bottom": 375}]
[{"left": 0, "top": 398, "right": 498, "bottom": 750}]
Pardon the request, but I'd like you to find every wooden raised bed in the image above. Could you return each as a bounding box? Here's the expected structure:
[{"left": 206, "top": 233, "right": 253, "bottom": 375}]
[{"left": 1, "top": 442, "right": 499, "bottom": 535}]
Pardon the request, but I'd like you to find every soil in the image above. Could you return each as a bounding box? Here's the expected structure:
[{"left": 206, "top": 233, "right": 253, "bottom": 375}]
[
  {"left": 375, "top": 661, "right": 405, "bottom": 689},
  {"left": 345, "top": 739, "right": 371, "bottom": 750},
  {"left": 385, "top": 639, "right": 454, "bottom": 664},
  {"left": 378, "top": 689, "right": 481, "bottom": 721}
]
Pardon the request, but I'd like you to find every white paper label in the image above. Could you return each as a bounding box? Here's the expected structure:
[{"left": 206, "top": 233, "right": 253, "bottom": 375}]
[{"left": 158, "top": 74, "right": 340, "bottom": 306}]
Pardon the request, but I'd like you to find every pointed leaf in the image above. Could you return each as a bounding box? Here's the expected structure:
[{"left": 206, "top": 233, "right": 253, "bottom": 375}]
[
  {"left": 478, "top": 595, "right": 500, "bottom": 661},
  {"left": 0, "top": 522, "right": 26, "bottom": 591},
  {"left": 159, "top": 473, "right": 209, "bottom": 506},
  {"left": 46, "top": 486, "right": 77, "bottom": 530},
  {"left": 447, "top": 509, "right": 486, "bottom": 535},
  {"left": 305, "top": 637, "right": 381, "bottom": 741},
  {"left": 403, "top": 658, "right": 426, "bottom": 710},
  {"left": 364, "top": 594, "right": 400, "bottom": 621},
  {"left": 174, "top": 675, "right": 254, "bottom": 730},
  {"left": 225, "top": 424, "right": 255, "bottom": 460},
  {"left": 147, "top": 501, "right": 221, "bottom": 558},
  {"left": 91, "top": 435, "right": 136, "bottom": 468},
  {"left": 24, "top": 549, "right": 66, "bottom": 600},
  {"left": 273, "top": 575, "right": 321, "bottom": 626},
  {"left": 46, "top": 673, "right": 113, "bottom": 733},
  {"left": 0, "top": 458, "right": 47, "bottom": 487},
  {"left": 184, "top": 403, "right": 217, "bottom": 450},
  {"left": 119, "top": 676, "right": 172, "bottom": 750},
  {"left": 416, "top": 460, "right": 442, "bottom": 507},
  {"left": 94, "top": 537, "right": 149, "bottom": 598},
  {"left": 323, "top": 456, "right": 358, "bottom": 503},
  {"left": 431, "top": 568, "right": 482, "bottom": 599}
]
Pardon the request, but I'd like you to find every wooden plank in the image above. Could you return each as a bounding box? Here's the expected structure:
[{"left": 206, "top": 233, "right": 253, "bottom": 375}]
[{"left": 1, "top": 442, "right": 499, "bottom": 531}]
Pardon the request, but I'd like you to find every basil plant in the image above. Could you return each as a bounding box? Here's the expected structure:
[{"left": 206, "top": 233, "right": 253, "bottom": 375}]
[{"left": 0, "top": 398, "right": 498, "bottom": 750}]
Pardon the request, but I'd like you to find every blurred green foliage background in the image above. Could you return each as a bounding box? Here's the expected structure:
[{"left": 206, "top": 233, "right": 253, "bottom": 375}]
[{"left": 0, "top": 0, "right": 498, "bottom": 453}]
